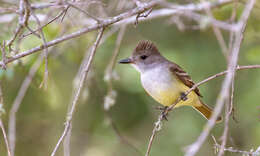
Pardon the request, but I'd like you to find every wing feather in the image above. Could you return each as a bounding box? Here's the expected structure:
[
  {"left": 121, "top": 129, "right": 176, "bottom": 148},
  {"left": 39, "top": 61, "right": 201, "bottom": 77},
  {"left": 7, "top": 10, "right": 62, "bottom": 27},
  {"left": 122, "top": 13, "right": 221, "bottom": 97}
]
[{"left": 169, "top": 63, "right": 202, "bottom": 97}]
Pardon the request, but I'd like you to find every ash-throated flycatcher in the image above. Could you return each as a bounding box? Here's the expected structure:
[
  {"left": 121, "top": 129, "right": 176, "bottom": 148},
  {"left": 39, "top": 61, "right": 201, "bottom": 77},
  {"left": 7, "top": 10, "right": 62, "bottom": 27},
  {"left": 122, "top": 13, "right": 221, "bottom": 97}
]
[{"left": 119, "top": 40, "right": 222, "bottom": 122}]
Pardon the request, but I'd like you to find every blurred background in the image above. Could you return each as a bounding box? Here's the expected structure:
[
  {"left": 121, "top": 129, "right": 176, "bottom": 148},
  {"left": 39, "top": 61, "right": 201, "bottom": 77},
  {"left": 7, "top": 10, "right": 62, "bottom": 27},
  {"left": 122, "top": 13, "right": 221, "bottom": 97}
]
[{"left": 0, "top": 0, "right": 260, "bottom": 155}]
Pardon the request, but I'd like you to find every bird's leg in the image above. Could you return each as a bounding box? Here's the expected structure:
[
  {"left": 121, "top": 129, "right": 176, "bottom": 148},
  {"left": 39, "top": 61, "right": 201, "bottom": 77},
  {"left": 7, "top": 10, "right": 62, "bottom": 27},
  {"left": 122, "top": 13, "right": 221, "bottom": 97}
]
[
  {"left": 180, "top": 92, "right": 188, "bottom": 101},
  {"left": 155, "top": 106, "right": 166, "bottom": 110},
  {"left": 161, "top": 106, "right": 169, "bottom": 121},
  {"left": 154, "top": 106, "right": 169, "bottom": 121}
]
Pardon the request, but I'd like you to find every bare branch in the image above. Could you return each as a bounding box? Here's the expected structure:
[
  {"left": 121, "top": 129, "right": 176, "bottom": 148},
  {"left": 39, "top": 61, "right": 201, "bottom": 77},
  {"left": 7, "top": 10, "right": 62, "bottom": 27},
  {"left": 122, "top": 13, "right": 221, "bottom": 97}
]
[
  {"left": 0, "top": 41, "right": 7, "bottom": 69},
  {"left": 63, "top": 27, "right": 120, "bottom": 156},
  {"left": 185, "top": 0, "right": 256, "bottom": 155},
  {"left": 199, "top": 0, "right": 228, "bottom": 60},
  {"left": 6, "top": 0, "right": 30, "bottom": 50},
  {"left": 102, "top": 25, "right": 142, "bottom": 155},
  {"left": 145, "top": 114, "right": 163, "bottom": 156},
  {"left": 212, "top": 136, "right": 260, "bottom": 156},
  {"left": 0, "top": 119, "right": 11, "bottom": 156},
  {"left": 51, "top": 27, "right": 104, "bottom": 156},
  {"left": 8, "top": 55, "right": 43, "bottom": 156},
  {"left": 66, "top": 1, "right": 100, "bottom": 22},
  {"left": 117, "top": 0, "right": 234, "bottom": 29},
  {"left": 21, "top": 7, "right": 68, "bottom": 39},
  {"left": 0, "top": 0, "right": 237, "bottom": 69},
  {"left": 218, "top": 3, "right": 238, "bottom": 155},
  {"left": 0, "top": 0, "right": 159, "bottom": 68},
  {"left": 30, "top": 6, "right": 49, "bottom": 89},
  {"left": 0, "top": 82, "right": 11, "bottom": 156},
  {"left": 104, "top": 25, "right": 126, "bottom": 110}
]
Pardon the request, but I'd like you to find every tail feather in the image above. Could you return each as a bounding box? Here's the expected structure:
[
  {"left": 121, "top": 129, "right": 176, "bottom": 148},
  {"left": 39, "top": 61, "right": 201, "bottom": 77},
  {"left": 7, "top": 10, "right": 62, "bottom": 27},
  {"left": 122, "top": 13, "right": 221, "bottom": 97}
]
[{"left": 193, "top": 101, "right": 222, "bottom": 123}]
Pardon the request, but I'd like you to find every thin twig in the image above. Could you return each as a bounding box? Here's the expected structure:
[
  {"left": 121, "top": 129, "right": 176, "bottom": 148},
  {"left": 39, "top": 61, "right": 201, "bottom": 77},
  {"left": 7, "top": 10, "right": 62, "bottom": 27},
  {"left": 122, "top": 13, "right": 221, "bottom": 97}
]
[
  {"left": 21, "top": 7, "right": 68, "bottom": 39},
  {"left": 0, "top": 41, "right": 7, "bottom": 69},
  {"left": 6, "top": 0, "right": 30, "bottom": 50},
  {"left": 63, "top": 27, "right": 117, "bottom": 156},
  {"left": 50, "top": 27, "right": 104, "bottom": 156},
  {"left": 0, "top": 119, "right": 11, "bottom": 156},
  {"left": 66, "top": 1, "right": 100, "bottom": 22},
  {"left": 212, "top": 136, "right": 260, "bottom": 156},
  {"left": 200, "top": 0, "right": 228, "bottom": 60},
  {"left": 30, "top": 5, "right": 49, "bottom": 89},
  {"left": 104, "top": 25, "right": 126, "bottom": 110},
  {"left": 0, "top": 82, "right": 11, "bottom": 156},
  {"left": 145, "top": 113, "right": 163, "bottom": 156},
  {"left": 8, "top": 55, "right": 43, "bottom": 156},
  {"left": 103, "top": 25, "right": 141, "bottom": 155},
  {"left": 7, "top": 22, "right": 66, "bottom": 155},
  {"left": 218, "top": 3, "right": 238, "bottom": 155}
]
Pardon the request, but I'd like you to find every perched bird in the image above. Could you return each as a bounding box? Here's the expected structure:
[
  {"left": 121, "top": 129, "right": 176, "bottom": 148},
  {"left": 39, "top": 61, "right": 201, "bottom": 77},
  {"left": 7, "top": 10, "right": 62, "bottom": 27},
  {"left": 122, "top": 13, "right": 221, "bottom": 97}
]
[{"left": 119, "top": 40, "right": 222, "bottom": 122}]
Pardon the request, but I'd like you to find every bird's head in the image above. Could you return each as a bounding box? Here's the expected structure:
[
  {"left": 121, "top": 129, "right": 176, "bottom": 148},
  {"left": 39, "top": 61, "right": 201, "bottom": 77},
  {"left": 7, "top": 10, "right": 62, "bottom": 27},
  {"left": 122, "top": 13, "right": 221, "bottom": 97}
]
[{"left": 119, "top": 40, "right": 163, "bottom": 72}]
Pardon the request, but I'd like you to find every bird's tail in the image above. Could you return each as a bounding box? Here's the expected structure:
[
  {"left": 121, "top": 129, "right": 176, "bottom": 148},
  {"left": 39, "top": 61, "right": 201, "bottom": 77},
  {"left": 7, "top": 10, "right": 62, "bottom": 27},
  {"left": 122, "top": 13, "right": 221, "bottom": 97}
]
[{"left": 193, "top": 100, "right": 222, "bottom": 123}]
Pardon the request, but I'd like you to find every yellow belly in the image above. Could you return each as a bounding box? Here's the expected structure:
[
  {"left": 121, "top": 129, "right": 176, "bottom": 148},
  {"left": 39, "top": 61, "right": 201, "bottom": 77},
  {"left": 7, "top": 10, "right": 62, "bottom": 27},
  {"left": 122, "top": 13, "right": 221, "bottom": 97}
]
[{"left": 146, "top": 80, "right": 201, "bottom": 107}]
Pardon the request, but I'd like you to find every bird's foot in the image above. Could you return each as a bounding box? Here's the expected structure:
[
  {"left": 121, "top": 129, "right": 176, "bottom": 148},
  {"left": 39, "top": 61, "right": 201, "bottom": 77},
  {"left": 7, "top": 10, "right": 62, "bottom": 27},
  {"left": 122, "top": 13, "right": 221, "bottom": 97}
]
[
  {"left": 161, "top": 109, "right": 169, "bottom": 121},
  {"left": 180, "top": 92, "right": 188, "bottom": 101},
  {"left": 155, "top": 106, "right": 171, "bottom": 121},
  {"left": 155, "top": 106, "right": 167, "bottom": 111},
  {"left": 159, "top": 106, "right": 169, "bottom": 121}
]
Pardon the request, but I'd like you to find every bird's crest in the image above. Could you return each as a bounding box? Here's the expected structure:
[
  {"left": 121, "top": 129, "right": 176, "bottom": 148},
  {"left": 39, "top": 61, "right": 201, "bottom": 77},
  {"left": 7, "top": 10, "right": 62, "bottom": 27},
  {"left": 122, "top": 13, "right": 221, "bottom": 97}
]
[{"left": 134, "top": 40, "right": 159, "bottom": 53}]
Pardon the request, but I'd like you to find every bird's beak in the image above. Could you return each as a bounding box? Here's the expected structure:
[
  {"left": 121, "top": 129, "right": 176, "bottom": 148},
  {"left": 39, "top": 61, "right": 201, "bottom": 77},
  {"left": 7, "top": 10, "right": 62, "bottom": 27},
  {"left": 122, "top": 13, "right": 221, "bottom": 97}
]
[{"left": 118, "top": 58, "right": 133, "bottom": 64}]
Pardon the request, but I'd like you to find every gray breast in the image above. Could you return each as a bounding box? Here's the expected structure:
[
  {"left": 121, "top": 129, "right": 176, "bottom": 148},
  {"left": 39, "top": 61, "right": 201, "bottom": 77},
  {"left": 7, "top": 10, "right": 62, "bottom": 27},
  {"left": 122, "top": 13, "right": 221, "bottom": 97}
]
[{"left": 141, "top": 66, "right": 177, "bottom": 95}]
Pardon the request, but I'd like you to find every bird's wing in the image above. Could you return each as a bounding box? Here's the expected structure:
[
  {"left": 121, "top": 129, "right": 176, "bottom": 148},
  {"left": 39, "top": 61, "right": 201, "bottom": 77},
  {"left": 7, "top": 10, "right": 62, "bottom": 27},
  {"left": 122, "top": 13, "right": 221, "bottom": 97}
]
[{"left": 169, "top": 63, "right": 202, "bottom": 97}]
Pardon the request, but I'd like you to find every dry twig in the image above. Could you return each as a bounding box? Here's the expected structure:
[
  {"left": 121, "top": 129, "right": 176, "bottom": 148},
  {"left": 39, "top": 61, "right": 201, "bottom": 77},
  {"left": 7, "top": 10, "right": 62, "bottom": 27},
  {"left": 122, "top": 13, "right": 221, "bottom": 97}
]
[
  {"left": 218, "top": 3, "right": 238, "bottom": 155},
  {"left": 212, "top": 136, "right": 260, "bottom": 156},
  {"left": 51, "top": 27, "right": 104, "bottom": 156},
  {"left": 8, "top": 55, "right": 43, "bottom": 156},
  {"left": 30, "top": 7, "right": 49, "bottom": 89},
  {"left": 0, "top": 41, "right": 7, "bottom": 69},
  {"left": 6, "top": 0, "right": 30, "bottom": 51},
  {"left": 0, "top": 82, "right": 11, "bottom": 156}
]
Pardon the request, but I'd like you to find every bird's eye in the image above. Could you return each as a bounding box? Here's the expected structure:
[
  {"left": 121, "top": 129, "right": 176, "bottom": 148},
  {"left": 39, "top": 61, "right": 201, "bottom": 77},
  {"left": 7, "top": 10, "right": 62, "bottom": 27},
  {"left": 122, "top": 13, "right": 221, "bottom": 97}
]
[{"left": 140, "top": 55, "right": 148, "bottom": 60}]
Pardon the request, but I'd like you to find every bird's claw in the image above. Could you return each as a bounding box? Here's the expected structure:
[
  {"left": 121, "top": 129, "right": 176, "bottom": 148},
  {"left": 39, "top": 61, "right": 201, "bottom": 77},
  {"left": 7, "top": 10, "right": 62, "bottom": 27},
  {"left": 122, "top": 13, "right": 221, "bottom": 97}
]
[
  {"left": 162, "top": 111, "right": 168, "bottom": 121},
  {"left": 155, "top": 106, "right": 166, "bottom": 110},
  {"left": 180, "top": 92, "right": 188, "bottom": 101},
  {"left": 155, "top": 106, "right": 170, "bottom": 121}
]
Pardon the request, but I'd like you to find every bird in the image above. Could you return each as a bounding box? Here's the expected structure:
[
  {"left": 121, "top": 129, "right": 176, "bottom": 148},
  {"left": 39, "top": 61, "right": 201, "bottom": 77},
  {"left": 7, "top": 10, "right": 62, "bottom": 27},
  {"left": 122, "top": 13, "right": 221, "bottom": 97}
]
[{"left": 119, "top": 40, "right": 222, "bottom": 122}]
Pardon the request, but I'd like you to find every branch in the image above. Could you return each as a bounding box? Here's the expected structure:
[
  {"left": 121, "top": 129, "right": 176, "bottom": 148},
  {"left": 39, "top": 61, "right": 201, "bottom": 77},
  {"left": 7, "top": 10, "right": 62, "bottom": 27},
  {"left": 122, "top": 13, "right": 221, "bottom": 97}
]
[
  {"left": 8, "top": 55, "right": 43, "bottom": 156},
  {"left": 145, "top": 63, "right": 260, "bottom": 156},
  {"left": 0, "top": 41, "right": 7, "bottom": 69},
  {"left": 0, "top": 0, "right": 235, "bottom": 69},
  {"left": 50, "top": 27, "right": 104, "bottom": 156},
  {"left": 185, "top": 0, "right": 256, "bottom": 155},
  {"left": 6, "top": 0, "right": 30, "bottom": 50},
  {"left": 116, "top": 0, "right": 234, "bottom": 29},
  {"left": 104, "top": 25, "right": 126, "bottom": 110},
  {"left": 102, "top": 25, "right": 142, "bottom": 155},
  {"left": 212, "top": 136, "right": 260, "bottom": 156},
  {"left": 30, "top": 7, "right": 49, "bottom": 89},
  {"left": 1, "top": 0, "right": 159, "bottom": 68},
  {"left": 62, "top": 27, "right": 119, "bottom": 156},
  {"left": 199, "top": 0, "right": 229, "bottom": 60},
  {"left": 218, "top": 3, "right": 238, "bottom": 155},
  {"left": 0, "top": 82, "right": 11, "bottom": 156},
  {"left": 21, "top": 7, "right": 69, "bottom": 39}
]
